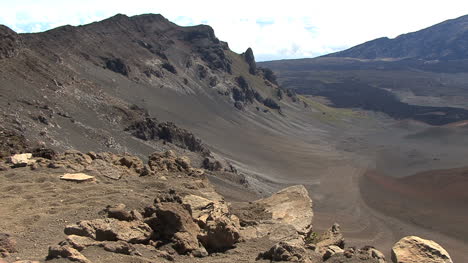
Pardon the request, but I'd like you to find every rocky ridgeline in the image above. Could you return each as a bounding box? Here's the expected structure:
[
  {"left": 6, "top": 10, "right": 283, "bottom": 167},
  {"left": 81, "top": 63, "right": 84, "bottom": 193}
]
[
  {"left": 0, "top": 25, "right": 20, "bottom": 59},
  {"left": 0, "top": 150, "right": 454, "bottom": 263}
]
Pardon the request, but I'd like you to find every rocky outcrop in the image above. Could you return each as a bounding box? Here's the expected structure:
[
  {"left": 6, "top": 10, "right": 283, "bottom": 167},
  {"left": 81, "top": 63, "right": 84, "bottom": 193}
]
[
  {"left": 126, "top": 118, "right": 210, "bottom": 155},
  {"left": 145, "top": 150, "right": 204, "bottom": 177},
  {"left": 0, "top": 26, "right": 20, "bottom": 59},
  {"left": 153, "top": 202, "right": 202, "bottom": 254},
  {"left": 104, "top": 57, "right": 130, "bottom": 76},
  {"left": 243, "top": 47, "right": 257, "bottom": 75},
  {"left": 315, "top": 223, "right": 345, "bottom": 249},
  {"left": 391, "top": 236, "right": 453, "bottom": 263},
  {"left": 50, "top": 167, "right": 242, "bottom": 261},
  {"left": 182, "top": 194, "right": 241, "bottom": 252},
  {"left": 0, "top": 128, "right": 30, "bottom": 160},
  {"left": 0, "top": 233, "right": 17, "bottom": 257}
]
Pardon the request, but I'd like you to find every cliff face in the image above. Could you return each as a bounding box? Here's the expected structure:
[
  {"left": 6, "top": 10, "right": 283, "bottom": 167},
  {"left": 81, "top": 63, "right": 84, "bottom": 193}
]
[{"left": 0, "top": 13, "right": 296, "bottom": 157}]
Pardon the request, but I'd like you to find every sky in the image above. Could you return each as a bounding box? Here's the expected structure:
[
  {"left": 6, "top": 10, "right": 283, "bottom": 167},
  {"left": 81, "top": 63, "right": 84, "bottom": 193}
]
[{"left": 2, "top": 0, "right": 468, "bottom": 61}]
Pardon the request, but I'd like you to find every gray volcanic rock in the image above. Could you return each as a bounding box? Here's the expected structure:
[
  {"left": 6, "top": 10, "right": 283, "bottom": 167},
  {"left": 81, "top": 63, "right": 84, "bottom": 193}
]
[
  {"left": 243, "top": 47, "right": 256, "bottom": 74},
  {"left": 391, "top": 236, "right": 453, "bottom": 263}
]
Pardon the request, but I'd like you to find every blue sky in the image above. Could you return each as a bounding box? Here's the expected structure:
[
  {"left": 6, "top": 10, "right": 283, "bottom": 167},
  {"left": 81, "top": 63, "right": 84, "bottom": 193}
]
[{"left": 2, "top": 0, "right": 468, "bottom": 61}]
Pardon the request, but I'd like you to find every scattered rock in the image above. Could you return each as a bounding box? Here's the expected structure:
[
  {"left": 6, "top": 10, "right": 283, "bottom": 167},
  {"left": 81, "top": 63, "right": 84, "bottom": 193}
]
[
  {"left": 48, "top": 245, "right": 91, "bottom": 263},
  {"left": 0, "top": 233, "right": 17, "bottom": 256},
  {"left": 64, "top": 218, "right": 152, "bottom": 243},
  {"left": 60, "top": 173, "right": 95, "bottom": 182},
  {"left": 323, "top": 245, "right": 344, "bottom": 261},
  {"left": 316, "top": 223, "right": 345, "bottom": 249},
  {"left": 391, "top": 236, "right": 453, "bottom": 263},
  {"left": 258, "top": 240, "right": 308, "bottom": 262}
]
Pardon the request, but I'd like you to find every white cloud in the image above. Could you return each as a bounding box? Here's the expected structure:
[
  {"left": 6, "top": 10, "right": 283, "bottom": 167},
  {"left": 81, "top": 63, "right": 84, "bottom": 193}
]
[{"left": 1, "top": 0, "right": 468, "bottom": 60}]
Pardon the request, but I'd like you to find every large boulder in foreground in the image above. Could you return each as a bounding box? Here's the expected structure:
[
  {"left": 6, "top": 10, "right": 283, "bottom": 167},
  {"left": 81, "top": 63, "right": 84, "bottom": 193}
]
[
  {"left": 182, "top": 194, "right": 241, "bottom": 252},
  {"left": 255, "top": 185, "right": 313, "bottom": 235},
  {"left": 391, "top": 236, "right": 453, "bottom": 263}
]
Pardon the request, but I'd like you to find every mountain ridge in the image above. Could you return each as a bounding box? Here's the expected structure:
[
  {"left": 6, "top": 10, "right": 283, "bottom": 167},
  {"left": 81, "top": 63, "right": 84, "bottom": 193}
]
[{"left": 325, "top": 14, "right": 468, "bottom": 60}]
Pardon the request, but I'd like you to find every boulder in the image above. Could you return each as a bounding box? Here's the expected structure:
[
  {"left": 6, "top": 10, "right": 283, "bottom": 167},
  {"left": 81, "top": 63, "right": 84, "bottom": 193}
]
[
  {"left": 48, "top": 245, "right": 91, "bottom": 263},
  {"left": 255, "top": 185, "right": 313, "bottom": 235},
  {"left": 106, "top": 203, "right": 134, "bottom": 221},
  {"left": 8, "top": 153, "right": 34, "bottom": 167},
  {"left": 154, "top": 202, "right": 201, "bottom": 254},
  {"left": 182, "top": 194, "right": 241, "bottom": 251},
  {"left": 62, "top": 235, "right": 101, "bottom": 251},
  {"left": 64, "top": 218, "right": 152, "bottom": 244},
  {"left": 369, "top": 247, "right": 386, "bottom": 263},
  {"left": 119, "top": 155, "right": 144, "bottom": 172},
  {"left": 258, "top": 240, "right": 308, "bottom": 262},
  {"left": 391, "top": 236, "right": 453, "bottom": 263}
]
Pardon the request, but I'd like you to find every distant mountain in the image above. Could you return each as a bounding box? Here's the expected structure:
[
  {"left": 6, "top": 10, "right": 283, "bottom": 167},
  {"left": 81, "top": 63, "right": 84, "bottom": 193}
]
[
  {"left": 260, "top": 15, "right": 468, "bottom": 125},
  {"left": 326, "top": 15, "right": 468, "bottom": 60}
]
